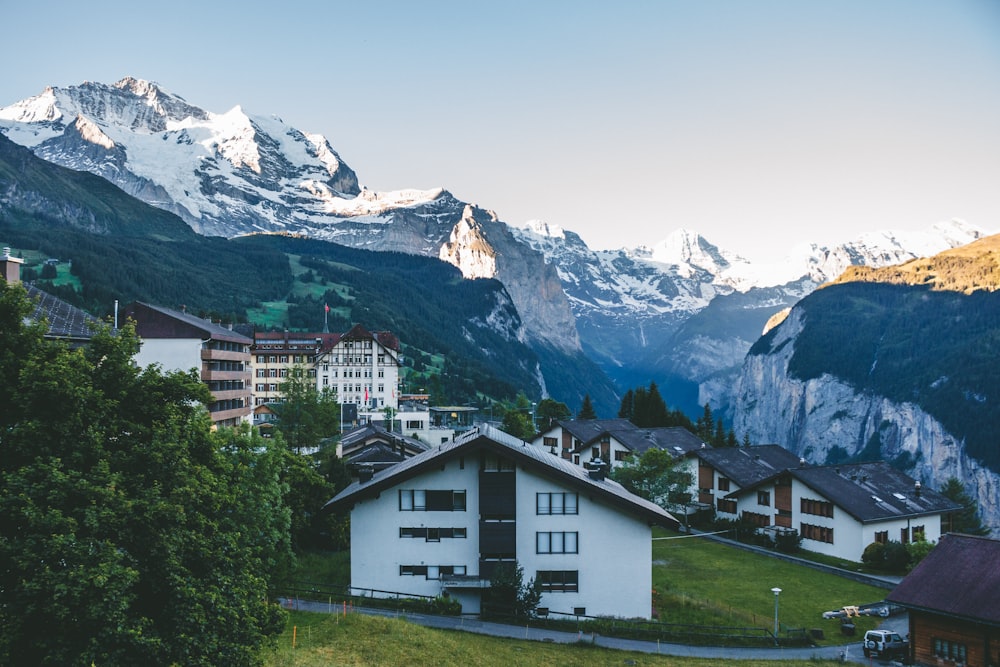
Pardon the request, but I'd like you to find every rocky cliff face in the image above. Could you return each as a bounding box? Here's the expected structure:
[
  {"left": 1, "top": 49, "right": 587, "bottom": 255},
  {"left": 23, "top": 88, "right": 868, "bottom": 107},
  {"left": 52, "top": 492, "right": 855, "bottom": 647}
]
[{"left": 734, "top": 307, "right": 1000, "bottom": 534}]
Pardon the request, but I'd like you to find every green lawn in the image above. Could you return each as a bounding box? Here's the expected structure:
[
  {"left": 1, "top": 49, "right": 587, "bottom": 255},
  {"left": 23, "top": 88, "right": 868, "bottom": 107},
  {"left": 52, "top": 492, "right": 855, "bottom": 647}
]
[
  {"left": 264, "top": 611, "right": 850, "bottom": 667},
  {"left": 284, "top": 534, "right": 887, "bottom": 650},
  {"left": 652, "top": 529, "right": 885, "bottom": 643}
]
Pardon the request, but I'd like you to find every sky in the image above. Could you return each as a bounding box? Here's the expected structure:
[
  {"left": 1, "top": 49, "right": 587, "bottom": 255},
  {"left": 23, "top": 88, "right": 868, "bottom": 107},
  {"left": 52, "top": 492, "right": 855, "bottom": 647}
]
[{"left": 2, "top": 0, "right": 999, "bottom": 261}]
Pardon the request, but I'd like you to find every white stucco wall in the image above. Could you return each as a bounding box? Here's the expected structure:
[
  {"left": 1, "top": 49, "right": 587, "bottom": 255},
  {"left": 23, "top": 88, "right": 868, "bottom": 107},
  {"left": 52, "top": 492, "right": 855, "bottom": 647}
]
[
  {"left": 349, "top": 458, "right": 480, "bottom": 601},
  {"left": 135, "top": 338, "right": 201, "bottom": 373},
  {"left": 516, "top": 467, "right": 653, "bottom": 619},
  {"left": 347, "top": 450, "right": 655, "bottom": 619}
]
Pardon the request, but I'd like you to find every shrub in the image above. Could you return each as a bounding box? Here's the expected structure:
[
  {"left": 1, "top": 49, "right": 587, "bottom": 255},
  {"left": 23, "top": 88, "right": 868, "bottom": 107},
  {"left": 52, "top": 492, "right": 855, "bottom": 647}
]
[
  {"left": 774, "top": 530, "right": 802, "bottom": 554},
  {"left": 861, "top": 541, "right": 886, "bottom": 567}
]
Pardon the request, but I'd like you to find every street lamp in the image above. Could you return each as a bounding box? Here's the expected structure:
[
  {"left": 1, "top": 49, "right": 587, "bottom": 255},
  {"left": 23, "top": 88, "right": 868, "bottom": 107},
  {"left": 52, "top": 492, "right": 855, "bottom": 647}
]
[{"left": 771, "top": 587, "right": 782, "bottom": 641}]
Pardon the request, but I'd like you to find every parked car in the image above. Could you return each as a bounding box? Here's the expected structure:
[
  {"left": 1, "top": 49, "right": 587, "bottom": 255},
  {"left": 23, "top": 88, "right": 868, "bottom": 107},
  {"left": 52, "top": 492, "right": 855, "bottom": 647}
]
[{"left": 863, "top": 629, "right": 910, "bottom": 661}]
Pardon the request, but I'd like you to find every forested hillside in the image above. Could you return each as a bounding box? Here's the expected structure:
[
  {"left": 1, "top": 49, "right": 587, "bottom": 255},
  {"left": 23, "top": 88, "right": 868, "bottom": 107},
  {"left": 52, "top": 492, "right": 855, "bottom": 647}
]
[{"left": 0, "top": 133, "right": 550, "bottom": 405}]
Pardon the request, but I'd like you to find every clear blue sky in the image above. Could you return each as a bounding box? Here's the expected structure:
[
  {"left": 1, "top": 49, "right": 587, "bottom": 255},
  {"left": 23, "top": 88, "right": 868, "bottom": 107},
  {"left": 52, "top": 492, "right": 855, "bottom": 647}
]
[{"left": 2, "top": 0, "right": 999, "bottom": 260}]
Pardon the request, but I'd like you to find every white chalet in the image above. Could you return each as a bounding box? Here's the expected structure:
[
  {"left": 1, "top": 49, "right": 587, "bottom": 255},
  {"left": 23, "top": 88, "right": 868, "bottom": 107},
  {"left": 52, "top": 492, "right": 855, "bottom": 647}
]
[
  {"left": 324, "top": 425, "right": 678, "bottom": 618},
  {"left": 731, "top": 461, "right": 960, "bottom": 562},
  {"left": 530, "top": 419, "right": 709, "bottom": 473}
]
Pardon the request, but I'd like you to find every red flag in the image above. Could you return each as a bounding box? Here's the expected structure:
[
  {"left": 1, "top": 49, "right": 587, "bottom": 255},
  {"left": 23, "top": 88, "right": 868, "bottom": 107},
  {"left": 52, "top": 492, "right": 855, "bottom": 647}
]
[
  {"left": 324, "top": 303, "right": 330, "bottom": 313},
  {"left": 364, "top": 387, "right": 369, "bottom": 402}
]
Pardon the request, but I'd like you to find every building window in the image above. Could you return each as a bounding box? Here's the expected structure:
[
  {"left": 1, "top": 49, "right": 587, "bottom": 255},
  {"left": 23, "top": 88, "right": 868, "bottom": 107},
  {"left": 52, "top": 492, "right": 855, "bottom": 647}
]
[
  {"left": 399, "top": 489, "right": 466, "bottom": 512},
  {"left": 717, "top": 498, "right": 737, "bottom": 514},
  {"left": 399, "top": 565, "right": 468, "bottom": 579},
  {"left": 718, "top": 477, "right": 730, "bottom": 492},
  {"left": 536, "top": 492, "right": 579, "bottom": 515},
  {"left": 400, "top": 527, "right": 467, "bottom": 540},
  {"left": 279, "top": 355, "right": 288, "bottom": 363},
  {"left": 537, "top": 532, "right": 579, "bottom": 554},
  {"left": 614, "top": 450, "right": 627, "bottom": 461},
  {"left": 800, "top": 522, "right": 834, "bottom": 544},
  {"left": 874, "top": 530, "right": 888, "bottom": 544},
  {"left": 801, "top": 498, "right": 834, "bottom": 518},
  {"left": 912, "top": 525, "right": 925, "bottom": 541},
  {"left": 536, "top": 570, "right": 578, "bottom": 592},
  {"left": 743, "top": 511, "right": 769, "bottom": 527},
  {"left": 757, "top": 490, "right": 770, "bottom": 506},
  {"left": 933, "top": 638, "right": 967, "bottom": 662},
  {"left": 591, "top": 447, "right": 599, "bottom": 458}
]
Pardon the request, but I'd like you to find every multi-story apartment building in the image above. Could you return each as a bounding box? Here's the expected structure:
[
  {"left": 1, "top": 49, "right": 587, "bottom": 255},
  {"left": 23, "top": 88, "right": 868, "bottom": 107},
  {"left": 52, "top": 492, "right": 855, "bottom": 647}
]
[
  {"left": 250, "top": 331, "right": 339, "bottom": 406},
  {"left": 125, "top": 302, "right": 253, "bottom": 429},
  {"left": 324, "top": 425, "right": 678, "bottom": 617}
]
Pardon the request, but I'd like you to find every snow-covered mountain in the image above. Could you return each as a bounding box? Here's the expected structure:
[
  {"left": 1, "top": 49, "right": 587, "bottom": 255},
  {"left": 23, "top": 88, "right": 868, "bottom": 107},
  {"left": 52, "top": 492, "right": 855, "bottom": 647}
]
[
  {"left": 513, "top": 218, "right": 988, "bottom": 415},
  {"left": 0, "top": 78, "right": 988, "bottom": 417}
]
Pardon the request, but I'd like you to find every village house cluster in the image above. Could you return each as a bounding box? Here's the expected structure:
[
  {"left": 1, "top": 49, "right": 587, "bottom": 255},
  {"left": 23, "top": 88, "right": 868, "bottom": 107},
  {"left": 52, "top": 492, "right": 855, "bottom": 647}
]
[{"left": 4, "top": 249, "right": 995, "bottom": 659}]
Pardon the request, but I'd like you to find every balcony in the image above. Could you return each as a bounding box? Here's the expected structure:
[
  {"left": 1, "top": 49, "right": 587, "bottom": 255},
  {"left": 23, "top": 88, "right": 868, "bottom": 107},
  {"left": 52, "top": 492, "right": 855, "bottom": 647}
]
[
  {"left": 201, "top": 368, "right": 250, "bottom": 382},
  {"left": 209, "top": 405, "right": 251, "bottom": 425},
  {"left": 201, "top": 348, "right": 249, "bottom": 362},
  {"left": 441, "top": 574, "right": 490, "bottom": 589},
  {"left": 212, "top": 388, "right": 250, "bottom": 402}
]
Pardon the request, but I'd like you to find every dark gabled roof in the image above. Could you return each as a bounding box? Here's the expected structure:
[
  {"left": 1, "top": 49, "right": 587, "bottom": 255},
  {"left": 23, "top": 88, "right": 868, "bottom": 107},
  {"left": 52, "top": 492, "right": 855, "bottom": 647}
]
[
  {"left": 887, "top": 534, "right": 1000, "bottom": 626},
  {"left": 338, "top": 323, "right": 401, "bottom": 352},
  {"left": 552, "top": 418, "right": 637, "bottom": 447},
  {"left": 785, "top": 462, "right": 960, "bottom": 523},
  {"left": 253, "top": 330, "right": 341, "bottom": 351},
  {"left": 634, "top": 427, "right": 709, "bottom": 457},
  {"left": 25, "top": 284, "right": 102, "bottom": 341},
  {"left": 126, "top": 301, "right": 251, "bottom": 344},
  {"left": 696, "top": 445, "right": 802, "bottom": 488},
  {"left": 348, "top": 442, "right": 407, "bottom": 466},
  {"left": 324, "top": 425, "right": 678, "bottom": 529},
  {"left": 340, "top": 424, "right": 428, "bottom": 459}
]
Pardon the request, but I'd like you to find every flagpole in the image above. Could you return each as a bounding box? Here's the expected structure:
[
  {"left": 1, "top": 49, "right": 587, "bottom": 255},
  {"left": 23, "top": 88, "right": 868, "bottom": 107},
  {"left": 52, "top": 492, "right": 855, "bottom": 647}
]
[{"left": 323, "top": 303, "right": 330, "bottom": 333}]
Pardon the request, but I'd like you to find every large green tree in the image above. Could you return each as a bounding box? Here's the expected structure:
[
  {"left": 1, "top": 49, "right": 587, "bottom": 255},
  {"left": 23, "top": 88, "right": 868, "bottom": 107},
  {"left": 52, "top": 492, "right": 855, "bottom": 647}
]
[
  {"left": 0, "top": 283, "right": 289, "bottom": 666},
  {"left": 611, "top": 448, "right": 693, "bottom": 510},
  {"left": 274, "top": 365, "right": 341, "bottom": 453},
  {"left": 939, "top": 477, "right": 990, "bottom": 536}
]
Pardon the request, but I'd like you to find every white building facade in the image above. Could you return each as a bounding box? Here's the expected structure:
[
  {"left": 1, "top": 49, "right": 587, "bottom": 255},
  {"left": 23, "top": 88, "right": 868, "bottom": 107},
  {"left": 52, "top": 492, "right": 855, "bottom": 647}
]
[{"left": 325, "top": 426, "right": 677, "bottom": 618}]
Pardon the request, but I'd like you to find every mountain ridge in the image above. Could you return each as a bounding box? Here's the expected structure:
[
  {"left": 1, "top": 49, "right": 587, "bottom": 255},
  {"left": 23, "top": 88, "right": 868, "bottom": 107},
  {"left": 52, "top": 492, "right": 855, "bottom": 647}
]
[{"left": 0, "top": 77, "right": 990, "bottom": 418}]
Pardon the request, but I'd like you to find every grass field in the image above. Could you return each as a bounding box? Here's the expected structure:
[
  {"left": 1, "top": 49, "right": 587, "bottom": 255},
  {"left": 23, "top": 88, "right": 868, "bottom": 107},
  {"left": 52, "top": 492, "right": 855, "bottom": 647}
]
[
  {"left": 264, "top": 611, "right": 852, "bottom": 667},
  {"left": 651, "top": 529, "right": 885, "bottom": 642},
  {"left": 283, "top": 530, "right": 887, "bottom": 653}
]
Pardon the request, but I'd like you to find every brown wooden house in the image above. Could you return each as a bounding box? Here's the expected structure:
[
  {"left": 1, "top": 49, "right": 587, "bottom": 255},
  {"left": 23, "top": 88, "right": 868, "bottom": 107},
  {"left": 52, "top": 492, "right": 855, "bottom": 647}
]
[{"left": 887, "top": 533, "right": 1000, "bottom": 666}]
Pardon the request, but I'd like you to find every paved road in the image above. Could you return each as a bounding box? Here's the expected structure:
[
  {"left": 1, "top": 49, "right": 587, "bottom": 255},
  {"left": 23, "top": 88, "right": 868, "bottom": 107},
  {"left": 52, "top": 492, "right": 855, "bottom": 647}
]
[{"left": 280, "top": 597, "right": 909, "bottom": 664}]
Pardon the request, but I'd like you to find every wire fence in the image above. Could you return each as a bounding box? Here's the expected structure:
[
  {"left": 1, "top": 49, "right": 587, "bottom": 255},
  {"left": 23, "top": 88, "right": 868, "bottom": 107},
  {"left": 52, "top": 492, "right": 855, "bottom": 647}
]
[{"left": 278, "top": 580, "right": 812, "bottom": 647}]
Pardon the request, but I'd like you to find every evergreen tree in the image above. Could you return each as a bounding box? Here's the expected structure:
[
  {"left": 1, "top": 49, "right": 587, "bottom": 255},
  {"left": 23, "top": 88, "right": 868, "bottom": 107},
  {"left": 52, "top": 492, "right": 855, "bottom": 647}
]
[
  {"left": 726, "top": 427, "right": 738, "bottom": 448},
  {"left": 742, "top": 432, "right": 752, "bottom": 447},
  {"left": 696, "top": 403, "right": 715, "bottom": 442},
  {"left": 939, "top": 477, "right": 990, "bottom": 535},
  {"left": 0, "top": 283, "right": 289, "bottom": 666},
  {"left": 577, "top": 393, "right": 598, "bottom": 420},
  {"left": 646, "top": 382, "right": 670, "bottom": 426},
  {"left": 713, "top": 419, "right": 726, "bottom": 448},
  {"left": 618, "top": 389, "right": 635, "bottom": 420}
]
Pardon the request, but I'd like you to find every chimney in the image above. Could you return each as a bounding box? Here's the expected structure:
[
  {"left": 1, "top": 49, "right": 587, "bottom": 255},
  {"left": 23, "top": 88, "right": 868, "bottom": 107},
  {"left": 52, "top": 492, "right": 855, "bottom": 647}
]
[
  {"left": 357, "top": 465, "right": 374, "bottom": 483},
  {"left": 1, "top": 247, "right": 23, "bottom": 284},
  {"left": 587, "top": 458, "right": 606, "bottom": 481},
  {"left": 914, "top": 481, "right": 922, "bottom": 499}
]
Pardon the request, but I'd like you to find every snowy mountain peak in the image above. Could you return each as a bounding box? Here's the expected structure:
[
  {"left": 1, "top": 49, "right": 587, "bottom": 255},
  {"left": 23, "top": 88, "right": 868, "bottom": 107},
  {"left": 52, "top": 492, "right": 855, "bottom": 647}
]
[
  {"left": 522, "top": 220, "right": 566, "bottom": 240},
  {"left": 649, "top": 228, "right": 741, "bottom": 276},
  {"left": 0, "top": 77, "right": 360, "bottom": 236}
]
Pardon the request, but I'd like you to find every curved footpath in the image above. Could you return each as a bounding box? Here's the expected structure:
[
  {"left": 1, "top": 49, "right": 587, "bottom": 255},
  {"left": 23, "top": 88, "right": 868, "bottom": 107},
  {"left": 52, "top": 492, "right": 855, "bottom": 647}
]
[{"left": 281, "top": 597, "right": 908, "bottom": 664}]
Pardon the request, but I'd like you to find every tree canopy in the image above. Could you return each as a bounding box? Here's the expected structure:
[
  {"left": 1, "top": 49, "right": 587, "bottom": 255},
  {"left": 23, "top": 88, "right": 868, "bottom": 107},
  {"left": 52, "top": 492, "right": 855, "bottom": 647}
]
[
  {"left": 611, "top": 448, "right": 693, "bottom": 510},
  {"left": 0, "top": 282, "right": 290, "bottom": 666}
]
